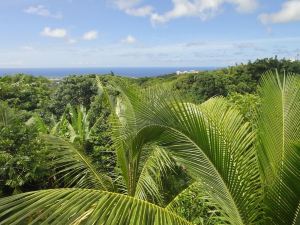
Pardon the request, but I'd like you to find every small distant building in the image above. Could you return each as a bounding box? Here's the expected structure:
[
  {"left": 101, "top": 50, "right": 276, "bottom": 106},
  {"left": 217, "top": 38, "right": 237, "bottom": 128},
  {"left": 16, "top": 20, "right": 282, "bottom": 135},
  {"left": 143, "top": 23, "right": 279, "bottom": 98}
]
[{"left": 176, "top": 70, "right": 199, "bottom": 75}]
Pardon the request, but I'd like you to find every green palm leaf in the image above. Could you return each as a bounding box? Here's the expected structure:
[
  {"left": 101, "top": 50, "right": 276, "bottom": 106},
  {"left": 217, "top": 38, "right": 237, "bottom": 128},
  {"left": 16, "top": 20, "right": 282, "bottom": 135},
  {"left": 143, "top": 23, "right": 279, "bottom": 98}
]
[
  {"left": 43, "top": 135, "right": 113, "bottom": 190},
  {"left": 66, "top": 104, "right": 90, "bottom": 144},
  {"left": 0, "top": 188, "right": 192, "bottom": 225},
  {"left": 107, "top": 81, "right": 177, "bottom": 203},
  {"left": 257, "top": 72, "right": 300, "bottom": 225},
  {"left": 51, "top": 110, "right": 68, "bottom": 135},
  {"left": 25, "top": 114, "right": 49, "bottom": 133},
  {"left": 116, "top": 83, "right": 262, "bottom": 225},
  {"left": 0, "top": 102, "right": 16, "bottom": 126},
  {"left": 134, "top": 146, "right": 175, "bottom": 203}
]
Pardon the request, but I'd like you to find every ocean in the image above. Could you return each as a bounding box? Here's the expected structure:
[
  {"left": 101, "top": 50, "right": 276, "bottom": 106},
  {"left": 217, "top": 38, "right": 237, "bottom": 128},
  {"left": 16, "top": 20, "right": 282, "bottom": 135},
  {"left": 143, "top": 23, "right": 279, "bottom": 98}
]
[{"left": 0, "top": 67, "right": 218, "bottom": 78}]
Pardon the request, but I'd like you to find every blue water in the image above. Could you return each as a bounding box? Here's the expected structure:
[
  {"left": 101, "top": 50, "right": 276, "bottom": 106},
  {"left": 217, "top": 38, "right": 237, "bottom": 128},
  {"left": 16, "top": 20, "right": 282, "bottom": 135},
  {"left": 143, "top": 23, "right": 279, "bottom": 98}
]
[{"left": 0, "top": 67, "right": 218, "bottom": 78}]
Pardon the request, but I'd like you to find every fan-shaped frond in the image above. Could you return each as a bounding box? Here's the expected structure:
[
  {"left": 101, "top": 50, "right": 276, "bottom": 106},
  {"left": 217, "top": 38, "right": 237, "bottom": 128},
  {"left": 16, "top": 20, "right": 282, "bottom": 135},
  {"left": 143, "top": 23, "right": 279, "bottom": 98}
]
[
  {"left": 115, "top": 84, "right": 262, "bottom": 225},
  {"left": 257, "top": 72, "right": 300, "bottom": 225},
  {"left": 0, "top": 188, "right": 192, "bottom": 225},
  {"left": 43, "top": 135, "right": 114, "bottom": 190}
]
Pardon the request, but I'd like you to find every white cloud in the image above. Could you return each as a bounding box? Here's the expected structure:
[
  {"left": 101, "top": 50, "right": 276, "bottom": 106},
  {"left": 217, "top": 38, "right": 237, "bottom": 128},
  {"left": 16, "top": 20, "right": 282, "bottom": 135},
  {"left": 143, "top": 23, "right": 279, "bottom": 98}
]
[
  {"left": 125, "top": 5, "right": 154, "bottom": 17},
  {"left": 82, "top": 30, "right": 98, "bottom": 40},
  {"left": 113, "top": 0, "right": 258, "bottom": 23},
  {"left": 259, "top": 0, "right": 300, "bottom": 24},
  {"left": 113, "top": 0, "right": 154, "bottom": 17},
  {"left": 113, "top": 0, "right": 141, "bottom": 9},
  {"left": 121, "top": 35, "right": 136, "bottom": 44},
  {"left": 229, "top": 0, "right": 258, "bottom": 13},
  {"left": 41, "top": 27, "right": 67, "bottom": 38},
  {"left": 151, "top": 0, "right": 258, "bottom": 24},
  {"left": 24, "top": 5, "right": 62, "bottom": 19}
]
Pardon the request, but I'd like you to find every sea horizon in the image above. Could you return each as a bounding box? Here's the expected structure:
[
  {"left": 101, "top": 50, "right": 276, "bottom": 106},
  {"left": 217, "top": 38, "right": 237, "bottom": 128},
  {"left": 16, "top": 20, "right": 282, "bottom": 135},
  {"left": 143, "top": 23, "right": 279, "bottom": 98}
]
[{"left": 0, "top": 67, "right": 219, "bottom": 78}]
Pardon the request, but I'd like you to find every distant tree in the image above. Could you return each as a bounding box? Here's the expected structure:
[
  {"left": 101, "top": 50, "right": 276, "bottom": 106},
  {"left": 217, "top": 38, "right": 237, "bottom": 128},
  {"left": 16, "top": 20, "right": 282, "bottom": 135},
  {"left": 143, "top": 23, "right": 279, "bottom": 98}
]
[
  {"left": 50, "top": 75, "right": 98, "bottom": 116},
  {"left": 0, "top": 74, "right": 52, "bottom": 120},
  {"left": 246, "top": 56, "right": 300, "bottom": 81},
  {"left": 227, "top": 92, "right": 260, "bottom": 122},
  {"left": 172, "top": 57, "right": 300, "bottom": 104}
]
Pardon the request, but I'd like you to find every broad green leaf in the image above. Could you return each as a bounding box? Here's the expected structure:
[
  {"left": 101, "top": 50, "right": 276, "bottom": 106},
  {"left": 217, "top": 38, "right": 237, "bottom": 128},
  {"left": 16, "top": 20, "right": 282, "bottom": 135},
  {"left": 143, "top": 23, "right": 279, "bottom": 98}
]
[
  {"left": 0, "top": 188, "right": 192, "bottom": 225},
  {"left": 43, "top": 135, "right": 114, "bottom": 190},
  {"left": 257, "top": 72, "right": 300, "bottom": 225}
]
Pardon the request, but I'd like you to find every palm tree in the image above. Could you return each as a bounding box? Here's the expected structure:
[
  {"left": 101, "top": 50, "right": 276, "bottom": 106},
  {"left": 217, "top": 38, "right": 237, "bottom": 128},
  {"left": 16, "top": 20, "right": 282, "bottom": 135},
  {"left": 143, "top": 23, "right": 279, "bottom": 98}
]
[{"left": 0, "top": 72, "right": 300, "bottom": 225}]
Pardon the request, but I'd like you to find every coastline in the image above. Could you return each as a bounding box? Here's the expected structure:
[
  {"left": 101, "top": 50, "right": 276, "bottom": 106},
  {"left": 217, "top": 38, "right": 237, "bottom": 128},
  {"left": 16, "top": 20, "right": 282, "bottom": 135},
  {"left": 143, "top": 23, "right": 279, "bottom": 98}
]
[{"left": 0, "top": 67, "right": 219, "bottom": 78}]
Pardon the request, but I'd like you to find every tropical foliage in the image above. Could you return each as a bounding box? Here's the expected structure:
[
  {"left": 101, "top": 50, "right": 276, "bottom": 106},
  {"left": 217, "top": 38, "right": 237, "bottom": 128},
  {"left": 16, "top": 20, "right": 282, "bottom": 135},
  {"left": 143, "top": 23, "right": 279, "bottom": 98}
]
[
  {"left": 0, "top": 70, "right": 300, "bottom": 225},
  {"left": 0, "top": 102, "right": 51, "bottom": 196}
]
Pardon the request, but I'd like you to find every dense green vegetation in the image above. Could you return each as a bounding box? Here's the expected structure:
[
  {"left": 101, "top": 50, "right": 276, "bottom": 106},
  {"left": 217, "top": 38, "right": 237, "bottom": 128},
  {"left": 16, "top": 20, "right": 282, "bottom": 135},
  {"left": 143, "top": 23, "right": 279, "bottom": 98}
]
[
  {"left": 0, "top": 57, "right": 300, "bottom": 224},
  {"left": 0, "top": 103, "right": 52, "bottom": 196}
]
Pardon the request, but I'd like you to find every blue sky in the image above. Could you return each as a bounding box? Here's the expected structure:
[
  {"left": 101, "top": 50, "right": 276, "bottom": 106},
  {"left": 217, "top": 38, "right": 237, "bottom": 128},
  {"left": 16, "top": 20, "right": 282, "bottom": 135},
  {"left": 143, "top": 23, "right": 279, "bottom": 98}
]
[{"left": 0, "top": 0, "right": 300, "bottom": 68}]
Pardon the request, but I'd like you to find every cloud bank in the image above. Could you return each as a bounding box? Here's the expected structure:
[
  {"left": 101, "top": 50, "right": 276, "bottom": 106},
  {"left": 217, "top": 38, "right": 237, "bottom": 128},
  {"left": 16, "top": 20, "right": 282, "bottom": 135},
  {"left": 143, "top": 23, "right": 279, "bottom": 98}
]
[
  {"left": 113, "top": 0, "right": 258, "bottom": 24},
  {"left": 259, "top": 0, "right": 300, "bottom": 24}
]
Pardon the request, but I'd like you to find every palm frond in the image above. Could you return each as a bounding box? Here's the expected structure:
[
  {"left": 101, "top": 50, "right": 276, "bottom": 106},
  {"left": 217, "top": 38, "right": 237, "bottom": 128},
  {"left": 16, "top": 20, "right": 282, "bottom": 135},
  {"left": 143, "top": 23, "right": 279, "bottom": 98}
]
[
  {"left": 134, "top": 146, "right": 175, "bottom": 204},
  {"left": 0, "top": 188, "right": 192, "bottom": 225},
  {"left": 25, "top": 114, "right": 48, "bottom": 133},
  {"left": 293, "top": 201, "right": 300, "bottom": 225},
  {"left": 95, "top": 76, "right": 117, "bottom": 111},
  {"left": 257, "top": 71, "right": 300, "bottom": 225},
  {"left": 67, "top": 104, "right": 90, "bottom": 143},
  {"left": 109, "top": 82, "right": 143, "bottom": 196},
  {"left": 0, "top": 102, "right": 16, "bottom": 126},
  {"left": 101, "top": 80, "right": 177, "bottom": 204},
  {"left": 43, "top": 135, "right": 114, "bottom": 191},
  {"left": 116, "top": 84, "right": 262, "bottom": 225},
  {"left": 112, "top": 124, "right": 165, "bottom": 197},
  {"left": 50, "top": 110, "right": 68, "bottom": 135}
]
